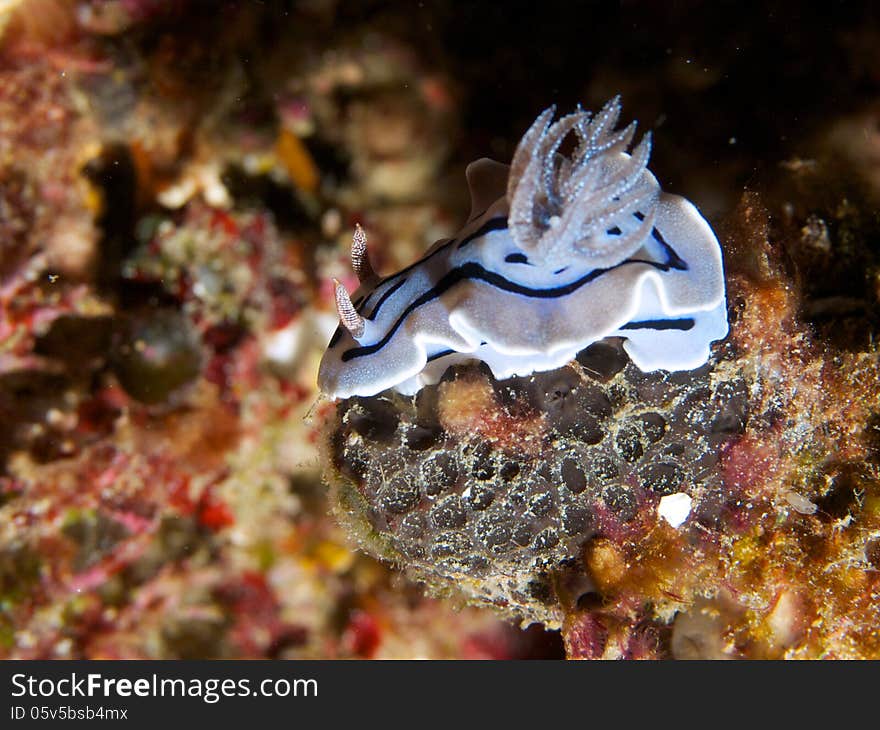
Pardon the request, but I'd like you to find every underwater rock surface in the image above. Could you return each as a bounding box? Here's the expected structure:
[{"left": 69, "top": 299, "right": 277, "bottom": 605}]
[{"left": 326, "top": 339, "right": 748, "bottom": 626}]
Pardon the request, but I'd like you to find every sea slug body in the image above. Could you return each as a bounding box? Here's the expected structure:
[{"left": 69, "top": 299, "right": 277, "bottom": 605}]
[{"left": 319, "top": 97, "right": 728, "bottom": 399}]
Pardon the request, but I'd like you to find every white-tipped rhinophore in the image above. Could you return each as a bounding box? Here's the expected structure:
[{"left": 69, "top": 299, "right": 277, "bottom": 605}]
[
  {"left": 350, "top": 223, "right": 375, "bottom": 283},
  {"left": 333, "top": 278, "right": 365, "bottom": 339}
]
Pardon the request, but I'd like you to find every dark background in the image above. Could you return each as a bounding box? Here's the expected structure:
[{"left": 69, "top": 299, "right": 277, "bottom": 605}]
[
  {"left": 335, "top": 0, "right": 877, "bottom": 213},
  {"left": 133, "top": 0, "right": 879, "bottom": 216}
]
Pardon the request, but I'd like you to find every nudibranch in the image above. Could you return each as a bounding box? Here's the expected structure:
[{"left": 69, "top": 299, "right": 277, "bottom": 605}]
[{"left": 318, "top": 97, "right": 728, "bottom": 399}]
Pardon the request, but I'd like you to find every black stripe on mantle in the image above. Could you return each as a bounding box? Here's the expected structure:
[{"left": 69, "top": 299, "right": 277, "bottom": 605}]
[
  {"left": 619, "top": 318, "right": 695, "bottom": 331},
  {"left": 329, "top": 211, "right": 688, "bottom": 352},
  {"left": 341, "top": 248, "right": 688, "bottom": 362}
]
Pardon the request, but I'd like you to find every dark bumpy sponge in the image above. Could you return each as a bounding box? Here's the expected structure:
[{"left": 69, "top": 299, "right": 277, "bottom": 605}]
[{"left": 324, "top": 338, "right": 748, "bottom": 626}]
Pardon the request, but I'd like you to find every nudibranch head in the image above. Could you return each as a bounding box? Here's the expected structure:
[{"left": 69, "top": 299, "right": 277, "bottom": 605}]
[{"left": 318, "top": 98, "right": 728, "bottom": 400}]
